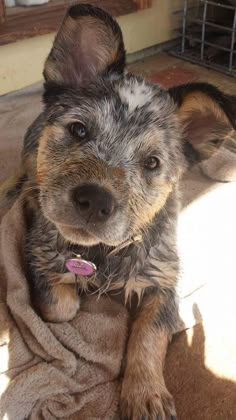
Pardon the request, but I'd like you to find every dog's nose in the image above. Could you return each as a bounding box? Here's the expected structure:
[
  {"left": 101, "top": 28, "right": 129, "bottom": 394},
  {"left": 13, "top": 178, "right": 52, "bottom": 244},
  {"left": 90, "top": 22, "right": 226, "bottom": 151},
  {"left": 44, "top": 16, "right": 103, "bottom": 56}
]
[{"left": 72, "top": 184, "right": 116, "bottom": 222}]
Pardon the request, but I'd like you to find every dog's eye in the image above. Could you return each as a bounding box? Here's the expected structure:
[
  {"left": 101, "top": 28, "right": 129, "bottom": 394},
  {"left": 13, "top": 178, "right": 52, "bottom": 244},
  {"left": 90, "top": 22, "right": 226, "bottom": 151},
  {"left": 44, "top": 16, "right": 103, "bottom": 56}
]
[
  {"left": 69, "top": 122, "right": 87, "bottom": 140},
  {"left": 144, "top": 156, "right": 160, "bottom": 170}
]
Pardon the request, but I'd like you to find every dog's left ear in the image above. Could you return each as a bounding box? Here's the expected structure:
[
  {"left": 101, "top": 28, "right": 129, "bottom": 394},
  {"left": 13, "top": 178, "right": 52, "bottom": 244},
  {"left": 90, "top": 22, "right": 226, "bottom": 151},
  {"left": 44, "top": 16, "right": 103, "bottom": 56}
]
[
  {"left": 169, "top": 83, "right": 236, "bottom": 161},
  {"left": 44, "top": 4, "right": 125, "bottom": 85}
]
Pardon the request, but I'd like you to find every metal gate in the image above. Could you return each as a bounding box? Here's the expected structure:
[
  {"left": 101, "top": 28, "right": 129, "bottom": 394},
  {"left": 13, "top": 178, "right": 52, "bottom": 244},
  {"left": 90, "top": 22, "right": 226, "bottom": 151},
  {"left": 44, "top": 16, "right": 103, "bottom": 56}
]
[{"left": 171, "top": 1, "right": 236, "bottom": 77}]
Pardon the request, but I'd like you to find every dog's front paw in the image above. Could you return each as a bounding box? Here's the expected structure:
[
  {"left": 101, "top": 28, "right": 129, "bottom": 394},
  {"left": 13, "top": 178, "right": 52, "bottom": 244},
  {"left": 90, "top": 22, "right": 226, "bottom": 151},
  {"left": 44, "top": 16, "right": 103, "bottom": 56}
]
[
  {"left": 39, "top": 282, "right": 80, "bottom": 323},
  {"left": 120, "top": 373, "right": 176, "bottom": 420}
]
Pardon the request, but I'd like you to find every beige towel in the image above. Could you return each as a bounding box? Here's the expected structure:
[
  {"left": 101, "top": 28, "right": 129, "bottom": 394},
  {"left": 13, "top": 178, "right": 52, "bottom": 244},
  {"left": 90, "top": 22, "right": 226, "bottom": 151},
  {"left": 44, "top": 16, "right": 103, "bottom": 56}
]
[{"left": 0, "top": 200, "right": 128, "bottom": 420}]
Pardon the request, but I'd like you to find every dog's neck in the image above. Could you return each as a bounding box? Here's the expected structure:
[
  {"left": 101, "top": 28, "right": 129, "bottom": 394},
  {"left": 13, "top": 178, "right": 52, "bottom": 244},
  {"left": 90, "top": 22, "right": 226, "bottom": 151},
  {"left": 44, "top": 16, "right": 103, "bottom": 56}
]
[
  {"left": 65, "top": 234, "right": 142, "bottom": 278},
  {"left": 105, "top": 234, "right": 142, "bottom": 257}
]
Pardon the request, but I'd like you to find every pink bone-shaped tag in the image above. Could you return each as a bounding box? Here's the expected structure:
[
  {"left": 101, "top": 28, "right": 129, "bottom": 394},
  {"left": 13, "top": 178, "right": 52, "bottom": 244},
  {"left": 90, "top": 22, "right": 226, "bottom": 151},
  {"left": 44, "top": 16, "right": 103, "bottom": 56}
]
[{"left": 66, "top": 258, "right": 96, "bottom": 276}]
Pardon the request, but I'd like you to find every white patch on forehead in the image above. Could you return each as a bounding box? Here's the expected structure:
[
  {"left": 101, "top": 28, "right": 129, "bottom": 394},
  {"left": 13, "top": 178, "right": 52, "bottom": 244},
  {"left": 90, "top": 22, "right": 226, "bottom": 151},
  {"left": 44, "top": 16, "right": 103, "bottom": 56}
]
[{"left": 118, "top": 80, "right": 154, "bottom": 113}]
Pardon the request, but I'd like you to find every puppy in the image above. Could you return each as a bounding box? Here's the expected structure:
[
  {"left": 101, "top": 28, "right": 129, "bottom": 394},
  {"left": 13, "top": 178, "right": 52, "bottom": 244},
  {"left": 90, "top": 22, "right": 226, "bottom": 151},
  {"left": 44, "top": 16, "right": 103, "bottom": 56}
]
[{"left": 4, "top": 4, "right": 235, "bottom": 419}]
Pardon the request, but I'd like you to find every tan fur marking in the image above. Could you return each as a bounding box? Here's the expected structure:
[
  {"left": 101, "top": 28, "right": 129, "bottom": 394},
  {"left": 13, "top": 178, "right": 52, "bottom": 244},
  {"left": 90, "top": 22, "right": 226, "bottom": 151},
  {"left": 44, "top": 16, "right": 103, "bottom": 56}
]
[
  {"left": 48, "top": 271, "right": 100, "bottom": 293},
  {"left": 135, "top": 0, "right": 152, "bottom": 9},
  {"left": 121, "top": 294, "right": 175, "bottom": 419},
  {"left": 130, "top": 183, "right": 172, "bottom": 234},
  {"left": 38, "top": 280, "right": 79, "bottom": 322},
  {"left": 0, "top": 170, "right": 25, "bottom": 210},
  {"left": 110, "top": 166, "right": 126, "bottom": 180},
  {"left": 124, "top": 277, "right": 153, "bottom": 306},
  {"left": 37, "top": 125, "right": 64, "bottom": 183},
  {"left": 178, "top": 91, "right": 230, "bottom": 124},
  {"left": 65, "top": 159, "right": 107, "bottom": 182},
  {"left": 178, "top": 91, "right": 234, "bottom": 160},
  {"left": 47, "top": 272, "right": 76, "bottom": 285},
  {"left": 22, "top": 153, "right": 37, "bottom": 177}
]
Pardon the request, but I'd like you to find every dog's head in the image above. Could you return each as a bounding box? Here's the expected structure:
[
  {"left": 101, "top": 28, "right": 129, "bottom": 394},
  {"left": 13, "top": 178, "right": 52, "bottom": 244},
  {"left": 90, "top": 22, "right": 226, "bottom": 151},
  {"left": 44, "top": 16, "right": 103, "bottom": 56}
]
[{"left": 36, "top": 4, "right": 235, "bottom": 246}]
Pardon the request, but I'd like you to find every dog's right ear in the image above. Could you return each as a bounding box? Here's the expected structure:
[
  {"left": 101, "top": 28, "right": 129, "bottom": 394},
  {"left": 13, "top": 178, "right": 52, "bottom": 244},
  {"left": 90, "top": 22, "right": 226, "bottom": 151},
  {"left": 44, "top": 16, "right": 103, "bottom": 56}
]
[
  {"left": 43, "top": 4, "right": 126, "bottom": 85},
  {"left": 169, "top": 83, "right": 236, "bottom": 162}
]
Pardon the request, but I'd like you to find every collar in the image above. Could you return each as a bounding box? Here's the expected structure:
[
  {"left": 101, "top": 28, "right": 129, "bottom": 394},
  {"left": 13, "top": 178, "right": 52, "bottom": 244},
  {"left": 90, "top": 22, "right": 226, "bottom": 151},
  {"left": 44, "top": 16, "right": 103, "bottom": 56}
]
[{"left": 65, "top": 234, "right": 142, "bottom": 277}]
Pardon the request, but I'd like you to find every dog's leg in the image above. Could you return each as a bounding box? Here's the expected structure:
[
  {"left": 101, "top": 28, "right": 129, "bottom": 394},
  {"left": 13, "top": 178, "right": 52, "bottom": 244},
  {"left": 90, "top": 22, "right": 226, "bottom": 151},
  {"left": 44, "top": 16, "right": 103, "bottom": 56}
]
[
  {"left": 121, "top": 291, "right": 177, "bottom": 420},
  {"left": 36, "top": 273, "right": 80, "bottom": 323}
]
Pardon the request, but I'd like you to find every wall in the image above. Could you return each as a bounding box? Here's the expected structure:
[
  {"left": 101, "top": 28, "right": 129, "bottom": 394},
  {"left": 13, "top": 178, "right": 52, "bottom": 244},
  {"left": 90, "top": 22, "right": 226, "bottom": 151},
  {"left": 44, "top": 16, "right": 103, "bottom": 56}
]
[{"left": 0, "top": 0, "right": 194, "bottom": 95}]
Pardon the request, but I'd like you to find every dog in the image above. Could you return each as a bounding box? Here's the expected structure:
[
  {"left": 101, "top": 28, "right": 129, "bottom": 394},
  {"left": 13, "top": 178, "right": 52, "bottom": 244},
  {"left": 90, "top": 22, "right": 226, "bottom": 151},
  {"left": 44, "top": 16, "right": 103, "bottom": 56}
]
[{"left": 2, "top": 4, "right": 235, "bottom": 419}]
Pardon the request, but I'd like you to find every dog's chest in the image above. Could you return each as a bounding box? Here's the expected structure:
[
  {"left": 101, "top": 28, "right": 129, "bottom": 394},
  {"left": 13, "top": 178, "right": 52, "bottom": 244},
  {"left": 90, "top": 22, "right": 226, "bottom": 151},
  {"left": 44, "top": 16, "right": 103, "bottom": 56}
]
[{"left": 27, "top": 218, "right": 156, "bottom": 298}]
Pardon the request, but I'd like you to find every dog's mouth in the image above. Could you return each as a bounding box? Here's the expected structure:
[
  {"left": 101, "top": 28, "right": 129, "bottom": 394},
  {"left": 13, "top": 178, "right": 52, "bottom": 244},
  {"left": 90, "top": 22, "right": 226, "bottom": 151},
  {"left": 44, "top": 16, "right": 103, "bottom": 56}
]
[
  {"left": 56, "top": 222, "right": 128, "bottom": 247},
  {"left": 57, "top": 223, "right": 100, "bottom": 246},
  {"left": 40, "top": 195, "right": 130, "bottom": 247},
  {"left": 57, "top": 222, "right": 141, "bottom": 255}
]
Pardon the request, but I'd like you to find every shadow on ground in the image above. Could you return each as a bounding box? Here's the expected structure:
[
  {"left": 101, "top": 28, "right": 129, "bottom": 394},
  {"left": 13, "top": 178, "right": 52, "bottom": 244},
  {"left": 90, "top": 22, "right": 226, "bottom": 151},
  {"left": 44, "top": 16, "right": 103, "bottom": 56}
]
[{"left": 165, "top": 321, "right": 236, "bottom": 419}]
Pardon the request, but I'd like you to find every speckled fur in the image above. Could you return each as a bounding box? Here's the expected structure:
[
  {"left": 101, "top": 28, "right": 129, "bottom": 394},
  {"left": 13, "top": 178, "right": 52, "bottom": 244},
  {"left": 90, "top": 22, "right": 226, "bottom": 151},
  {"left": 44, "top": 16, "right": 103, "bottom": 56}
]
[{"left": 7, "top": 4, "right": 235, "bottom": 419}]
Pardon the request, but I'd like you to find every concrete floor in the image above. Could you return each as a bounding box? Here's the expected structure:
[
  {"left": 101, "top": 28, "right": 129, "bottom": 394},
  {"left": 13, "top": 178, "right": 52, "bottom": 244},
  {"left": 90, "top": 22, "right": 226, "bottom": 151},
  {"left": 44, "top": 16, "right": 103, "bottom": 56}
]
[{"left": 129, "top": 51, "right": 236, "bottom": 94}]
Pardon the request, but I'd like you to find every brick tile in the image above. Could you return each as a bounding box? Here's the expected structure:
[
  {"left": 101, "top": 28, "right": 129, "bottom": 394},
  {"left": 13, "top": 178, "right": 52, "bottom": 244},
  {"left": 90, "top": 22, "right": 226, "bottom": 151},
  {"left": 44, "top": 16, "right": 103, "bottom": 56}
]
[{"left": 146, "top": 66, "right": 199, "bottom": 88}]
